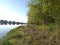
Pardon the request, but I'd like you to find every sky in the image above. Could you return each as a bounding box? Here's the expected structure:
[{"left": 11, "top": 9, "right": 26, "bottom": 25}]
[{"left": 0, "top": 0, "right": 29, "bottom": 23}]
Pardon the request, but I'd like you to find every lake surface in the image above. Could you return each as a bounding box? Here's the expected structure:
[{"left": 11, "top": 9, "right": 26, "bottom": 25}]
[{"left": 0, "top": 25, "right": 20, "bottom": 38}]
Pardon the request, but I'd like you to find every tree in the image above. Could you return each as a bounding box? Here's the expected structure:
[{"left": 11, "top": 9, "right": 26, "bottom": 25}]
[
  {"left": 0, "top": 20, "right": 4, "bottom": 25},
  {"left": 11, "top": 21, "right": 15, "bottom": 25},
  {"left": 28, "top": 0, "right": 60, "bottom": 25},
  {"left": 28, "top": 0, "right": 42, "bottom": 25},
  {"left": 16, "top": 22, "right": 20, "bottom": 25},
  {"left": 4, "top": 20, "right": 7, "bottom": 25},
  {"left": 8, "top": 21, "right": 12, "bottom": 25}
]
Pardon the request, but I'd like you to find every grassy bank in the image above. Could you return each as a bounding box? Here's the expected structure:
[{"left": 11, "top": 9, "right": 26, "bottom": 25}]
[{"left": 0, "top": 24, "right": 60, "bottom": 45}]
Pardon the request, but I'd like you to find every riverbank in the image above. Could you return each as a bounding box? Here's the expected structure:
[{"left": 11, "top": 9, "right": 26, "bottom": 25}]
[
  {"left": 0, "top": 25, "right": 20, "bottom": 39},
  {"left": 0, "top": 24, "right": 60, "bottom": 45}
]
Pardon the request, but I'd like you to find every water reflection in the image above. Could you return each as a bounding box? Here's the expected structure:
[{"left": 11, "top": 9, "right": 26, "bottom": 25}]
[{"left": 0, "top": 25, "right": 20, "bottom": 38}]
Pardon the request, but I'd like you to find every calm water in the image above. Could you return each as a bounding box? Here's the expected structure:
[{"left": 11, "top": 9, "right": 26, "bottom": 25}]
[{"left": 0, "top": 25, "right": 20, "bottom": 38}]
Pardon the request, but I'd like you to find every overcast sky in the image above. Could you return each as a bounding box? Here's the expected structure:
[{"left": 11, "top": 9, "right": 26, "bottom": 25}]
[{"left": 0, "top": 0, "right": 29, "bottom": 23}]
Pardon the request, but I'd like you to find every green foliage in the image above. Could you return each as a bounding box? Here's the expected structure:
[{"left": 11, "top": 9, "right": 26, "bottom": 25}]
[
  {"left": 6, "top": 26, "right": 22, "bottom": 39},
  {"left": 0, "top": 26, "right": 23, "bottom": 45},
  {"left": 18, "top": 25, "right": 60, "bottom": 45},
  {"left": 0, "top": 25, "right": 60, "bottom": 45},
  {"left": 28, "top": 0, "right": 60, "bottom": 25},
  {"left": 0, "top": 37, "right": 12, "bottom": 45}
]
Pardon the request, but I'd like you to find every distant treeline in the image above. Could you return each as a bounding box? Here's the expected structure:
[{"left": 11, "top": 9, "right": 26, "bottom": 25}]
[{"left": 0, "top": 20, "right": 27, "bottom": 25}]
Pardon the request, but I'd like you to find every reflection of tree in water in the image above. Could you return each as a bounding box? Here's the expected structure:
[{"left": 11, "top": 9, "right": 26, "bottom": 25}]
[{"left": 0, "top": 20, "right": 27, "bottom": 25}]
